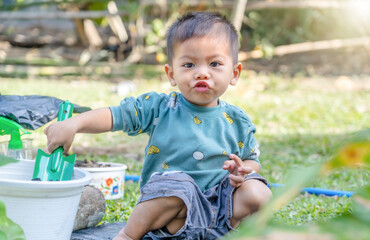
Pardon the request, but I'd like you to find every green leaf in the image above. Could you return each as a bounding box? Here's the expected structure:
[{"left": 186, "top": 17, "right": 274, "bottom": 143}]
[
  {"left": 324, "top": 130, "right": 370, "bottom": 172},
  {"left": 88, "top": 2, "right": 108, "bottom": 26},
  {"left": 151, "top": 19, "right": 164, "bottom": 35},
  {"left": 0, "top": 201, "right": 26, "bottom": 240},
  {"left": 350, "top": 185, "right": 370, "bottom": 224},
  {"left": 319, "top": 214, "right": 370, "bottom": 240},
  {"left": 356, "top": 185, "right": 370, "bottom": 200},
  {"left": 227, "top": 164, "right": 322, "bottom": 239},
  {"left": 0, "top": 156, "right": 24, "bottom": 239}
]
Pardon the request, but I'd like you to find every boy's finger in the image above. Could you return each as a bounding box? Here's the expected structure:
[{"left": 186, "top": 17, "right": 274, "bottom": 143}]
[
  {"left": 44, "top": 125, "right": 49, "bottom": 134},
  {"left": 229, "top": 154, "right": 243, "bottom": 167},
  {"left": 63, "top": 143, "right": 71, "bottom": 154},
  {"left": 222, "top": 161, "right": 236, "bottom": 173},
  {"left": 222, "top": 160, "right": 232, "bottom": 168},
  {"left": 228, "top": 174, "right": 244, "bottom": 183},
  {"left": 47, "top": 143, "right": 58, "bottom": 154},
  {"left": 238, "top": 166, "right": 254, "bottom": 175},
  {"left": 230, "top": 182, "right": 242, "bottom": 188}
]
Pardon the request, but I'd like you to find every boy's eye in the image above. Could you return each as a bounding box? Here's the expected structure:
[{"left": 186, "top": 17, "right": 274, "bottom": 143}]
[
  {"left": 183, "top": 63, "right": 194, "bottom": 68},
  {"left": 210, "top": 62, "right": 220, "bottom": 67}
]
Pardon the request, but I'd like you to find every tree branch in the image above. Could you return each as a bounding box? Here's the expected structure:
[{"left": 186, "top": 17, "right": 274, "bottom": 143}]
[{"left": 239, "top": 36, "right": 370, "bottom": 61}]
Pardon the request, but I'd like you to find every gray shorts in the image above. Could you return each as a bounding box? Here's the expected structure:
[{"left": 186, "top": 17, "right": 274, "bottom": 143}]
[{"left": 139, "top": 171, "right": 268, "bottom": 240}]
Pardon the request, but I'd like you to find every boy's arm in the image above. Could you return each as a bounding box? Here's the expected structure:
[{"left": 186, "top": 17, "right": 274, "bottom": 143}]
[
  {"left": 44, "top": 107, "right": 113, "bottom": 154},
  {"left": 222, "top": 154, "right": 260, "bottom": 188},
  {"left": 242, "top": 160, "right": 260, "bottom": 173}
]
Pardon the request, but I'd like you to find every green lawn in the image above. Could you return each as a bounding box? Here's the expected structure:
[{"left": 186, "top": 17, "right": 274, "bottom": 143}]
[{"left": 1, "top": 67, "right": 369, "bottom": 227}]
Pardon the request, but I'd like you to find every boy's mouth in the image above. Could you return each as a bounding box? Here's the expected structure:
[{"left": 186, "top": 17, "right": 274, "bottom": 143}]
[{"left": 194, "top": 81, "right": 210, "bottom": 92}]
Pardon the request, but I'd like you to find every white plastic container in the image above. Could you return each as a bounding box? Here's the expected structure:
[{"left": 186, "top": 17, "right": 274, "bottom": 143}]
[
  {"left": 0, "top": 138, "right": 33, "bottom": 160},
  {"left": 80, "top": 162, "right": 127, "bottom": 200},
  {"left": 0, "top": 160, "right": 91, "bottom": 240}
]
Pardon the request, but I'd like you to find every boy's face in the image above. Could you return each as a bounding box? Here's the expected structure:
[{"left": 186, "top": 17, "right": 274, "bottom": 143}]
[{"left": 165, "top": 34, "right": 241, "bottom": 107}]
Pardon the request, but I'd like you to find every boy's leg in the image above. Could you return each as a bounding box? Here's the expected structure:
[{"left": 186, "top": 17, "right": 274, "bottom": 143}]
[
  {"left": 230, "top": 179, "right": 272, "bottom": 228},
  {"left": 115, "top": 196, "right": 187, "bottom": 240}
]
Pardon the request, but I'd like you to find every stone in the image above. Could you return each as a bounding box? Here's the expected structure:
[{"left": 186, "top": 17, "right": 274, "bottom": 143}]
[{"left": 73, "top": 185, "right": 106, "bottom": 231}]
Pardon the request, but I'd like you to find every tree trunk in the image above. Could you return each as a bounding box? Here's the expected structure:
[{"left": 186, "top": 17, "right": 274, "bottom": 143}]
[{"left": 230, "top": 0, "right": 248, "bottom": 32}]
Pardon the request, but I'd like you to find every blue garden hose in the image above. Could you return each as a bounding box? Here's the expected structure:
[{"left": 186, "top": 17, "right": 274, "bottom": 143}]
[
  {"left": 125, "top": 175, "right": 140, "bottom": 182},
  {"left": 270, "top": 183, "right": 354, "bottom": 197},
  {"left": 124, "top": 175, "right": 355, "bottom": 197}
]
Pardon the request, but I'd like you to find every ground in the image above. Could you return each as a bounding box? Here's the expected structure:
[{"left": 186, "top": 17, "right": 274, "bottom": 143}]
[{"left": 0, "top": 43, "right": 369, "bottom": 238}]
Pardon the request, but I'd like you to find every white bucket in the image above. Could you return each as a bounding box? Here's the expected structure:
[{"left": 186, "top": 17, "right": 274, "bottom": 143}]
[
  {"left": 80, "top": 162, "right": 127, "bottom": 200},
  {"left": 0, "top": 160, "right": 91, "bottom": 240}
]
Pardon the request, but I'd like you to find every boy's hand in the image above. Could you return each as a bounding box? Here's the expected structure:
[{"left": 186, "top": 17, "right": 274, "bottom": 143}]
[
  {"left": 44, "top": 119, "right": 77, "bottom": 154},
  {"left": 44, "top": 107, "right": 113, "bottom": 155},
  {"left": 222, "top": 154, "right": 254, "bottom": 188}
]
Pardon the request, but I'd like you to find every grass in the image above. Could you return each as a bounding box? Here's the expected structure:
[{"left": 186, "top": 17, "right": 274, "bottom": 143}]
[
  {"left": 1, "top": 66, "right": 369, "bottom": 228},
  {"left": 273, "top": 194, "right": 353, "bottom": 225}
]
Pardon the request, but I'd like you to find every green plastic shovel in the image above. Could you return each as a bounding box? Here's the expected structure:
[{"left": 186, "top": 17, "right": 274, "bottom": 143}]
[{"left": 32, "top": 100, "right": 76, "bottom": 181}]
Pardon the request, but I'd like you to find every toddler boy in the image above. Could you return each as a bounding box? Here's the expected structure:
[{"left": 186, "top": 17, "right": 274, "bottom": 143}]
[{"left": 45, "top": 12, "right": 272, "bottom": 240}]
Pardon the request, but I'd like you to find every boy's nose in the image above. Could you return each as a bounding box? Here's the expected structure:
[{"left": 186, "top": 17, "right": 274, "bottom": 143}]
[{"left": 195, "top": 67, "right": 210, "bottom": 80}]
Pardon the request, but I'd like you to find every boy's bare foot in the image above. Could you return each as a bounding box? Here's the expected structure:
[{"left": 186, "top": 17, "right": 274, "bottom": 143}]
[{"left": 113, "top": 228, "right": 134, "bottom": 240}]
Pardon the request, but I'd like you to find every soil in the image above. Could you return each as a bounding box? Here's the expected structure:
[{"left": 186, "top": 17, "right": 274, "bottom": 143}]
[{"left": 74, "top": 159, "right": 112, "bottom": 168}]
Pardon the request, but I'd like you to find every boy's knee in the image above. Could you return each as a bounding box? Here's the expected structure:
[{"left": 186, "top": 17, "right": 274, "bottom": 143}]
[
  {"left": 239, "top": 179, "right": 272, "bottom": 210},
  {"left": 231, "top": 180, "right": 271, "bottom": 227},
  {"left": 140, "top": 196, "right": 187, "bottom": 217},
  {"left": 164, "top": 196, "right": 186, "bottom": 211}
]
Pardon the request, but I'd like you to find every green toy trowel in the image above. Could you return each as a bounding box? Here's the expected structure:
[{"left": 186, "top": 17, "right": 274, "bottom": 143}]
[{"left": 32, "top": 100, "right": 76, "bottom": 181}]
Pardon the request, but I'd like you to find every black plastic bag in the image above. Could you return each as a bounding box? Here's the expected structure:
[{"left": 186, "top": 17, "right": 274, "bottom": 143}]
[{"left": 0, "top": 95, "right": 91, "bottom": 130}]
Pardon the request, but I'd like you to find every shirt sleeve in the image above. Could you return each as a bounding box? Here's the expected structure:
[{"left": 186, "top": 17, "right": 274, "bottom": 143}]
[
  {"left": 241, "top": 122, "right": 260, "bottom": 163},
  {"left": 232, "top": 106, "right": 260, "bottom": 164},
  {"left": 109, "top": 92, "right": 163, "bottom": 136}
]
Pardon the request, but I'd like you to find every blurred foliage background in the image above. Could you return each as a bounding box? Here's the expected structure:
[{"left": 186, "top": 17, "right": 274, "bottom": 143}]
[{"left": 1, "top": 0, "right": 369, "bottom": 70}]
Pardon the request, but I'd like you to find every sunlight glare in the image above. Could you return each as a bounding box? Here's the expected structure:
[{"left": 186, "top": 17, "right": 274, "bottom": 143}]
[{"left": 351, "top": 0, "right": 370, "bottom": 19}]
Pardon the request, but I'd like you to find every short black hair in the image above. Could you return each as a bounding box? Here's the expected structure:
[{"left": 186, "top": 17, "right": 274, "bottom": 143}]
[{"left": 166, "top": 12, "right": 239, "bottom": 65}]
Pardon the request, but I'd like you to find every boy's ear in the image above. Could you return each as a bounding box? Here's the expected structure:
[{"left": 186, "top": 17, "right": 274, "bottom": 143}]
[
  {"left": 230, "top": 63, "right": 242, "bottom": 86},
  {"left": 165, "top": 64, "right": 176, "bottom": 86}
]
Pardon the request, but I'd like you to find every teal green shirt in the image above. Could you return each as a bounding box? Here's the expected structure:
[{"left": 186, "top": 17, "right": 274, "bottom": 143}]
[{"left": 110, "top": 92, "right": 260, "bottom": 191}]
